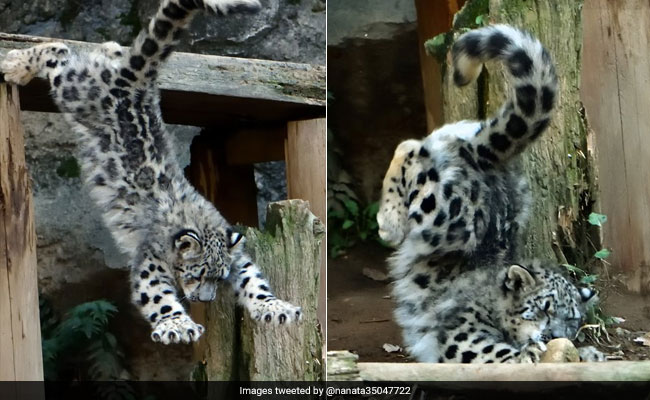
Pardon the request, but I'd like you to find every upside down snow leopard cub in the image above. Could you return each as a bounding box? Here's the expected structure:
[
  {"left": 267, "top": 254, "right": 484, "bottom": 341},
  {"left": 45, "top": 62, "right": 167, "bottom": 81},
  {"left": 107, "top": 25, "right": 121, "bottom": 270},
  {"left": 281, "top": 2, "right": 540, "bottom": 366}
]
[
  {"left": 1, "top": 0, "right": 302, "bottom": 345},
  {"left": 377, "top": 25, "right": 604, "bottom": 363}
]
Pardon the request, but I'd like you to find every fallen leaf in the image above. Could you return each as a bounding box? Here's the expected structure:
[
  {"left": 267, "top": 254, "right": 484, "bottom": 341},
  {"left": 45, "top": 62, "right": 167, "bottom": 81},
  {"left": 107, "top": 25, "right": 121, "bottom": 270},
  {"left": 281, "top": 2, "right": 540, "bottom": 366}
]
[
  {"left": 362, "top": 267, "right": 389, "bottom": 282},
  {"left": 383, "top": 343, "right": 402, "bottom": 353}
]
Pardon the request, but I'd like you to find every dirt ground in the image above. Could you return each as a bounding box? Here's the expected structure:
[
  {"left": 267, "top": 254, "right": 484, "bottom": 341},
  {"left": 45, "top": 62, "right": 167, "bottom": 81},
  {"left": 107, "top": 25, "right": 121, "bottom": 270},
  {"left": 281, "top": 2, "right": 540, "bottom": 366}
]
[
  {"left": 327, "top": 242, "right": 650, "bottom": 362},
  {"left": 327, "top": 242, "right": 408, "bottom": 362}
]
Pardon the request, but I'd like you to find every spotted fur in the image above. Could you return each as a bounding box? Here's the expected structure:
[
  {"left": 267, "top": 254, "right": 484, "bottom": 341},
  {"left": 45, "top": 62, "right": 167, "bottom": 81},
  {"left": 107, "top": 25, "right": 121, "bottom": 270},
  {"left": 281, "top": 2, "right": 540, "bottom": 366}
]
[
  {"left": 1, "top": 0, "right": 302, "bottom": 345},
  {"left": 378, "top": 25, "right": 603, "bottom": 362}
]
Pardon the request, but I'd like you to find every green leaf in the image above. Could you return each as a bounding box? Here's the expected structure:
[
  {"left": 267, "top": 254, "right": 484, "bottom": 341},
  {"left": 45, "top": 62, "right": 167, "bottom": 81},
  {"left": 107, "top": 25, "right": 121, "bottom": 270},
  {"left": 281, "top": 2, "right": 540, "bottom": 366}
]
[
  {"left": 561, "top": 263, "right": 585, "bottom": 275},
  {"left": 588, "top": 212, "right": 607, "bottom": 226},
  {"left": 342, "top": 199, "right": 360, "bottom": 216},
  {"left": 580, "top": 274, "right": 598, "bottom": 285},
  {"left": 342, "top": 220, "right": 354, "bottom": 230},
  {"left": 328, "top": 209, "right": 344, "bottom": 220},
  {"left": 594, "top": 248, "right": 611, "bottom": 260},
  {"left": 364, "top": 201, "right": 380, "bottom": 217}
]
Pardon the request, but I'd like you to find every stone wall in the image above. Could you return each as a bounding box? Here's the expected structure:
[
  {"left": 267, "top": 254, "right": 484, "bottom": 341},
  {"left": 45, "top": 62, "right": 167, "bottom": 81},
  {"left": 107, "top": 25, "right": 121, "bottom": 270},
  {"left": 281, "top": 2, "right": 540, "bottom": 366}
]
[
  {"left": 327, "top": 0, "right": 427, "bottom": 203},
  {"left": 0, "top": 0, "right": 324, "bottom": 380}
]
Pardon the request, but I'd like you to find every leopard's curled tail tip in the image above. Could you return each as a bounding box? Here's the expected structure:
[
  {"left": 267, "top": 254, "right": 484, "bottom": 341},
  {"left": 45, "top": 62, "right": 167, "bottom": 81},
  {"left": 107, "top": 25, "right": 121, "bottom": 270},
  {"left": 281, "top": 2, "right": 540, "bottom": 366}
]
[
  {"left": 450, "top": 25, "right": 558, "bottom": 162},
  {"left": 451, "top": 25, "right": 557, "bottom": 92}
]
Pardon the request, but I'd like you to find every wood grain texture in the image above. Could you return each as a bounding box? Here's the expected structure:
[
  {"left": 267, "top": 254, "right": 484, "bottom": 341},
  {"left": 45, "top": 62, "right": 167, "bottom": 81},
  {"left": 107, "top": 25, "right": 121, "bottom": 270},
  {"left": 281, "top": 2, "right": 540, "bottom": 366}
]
[
  {"left": 0, "top": 33, "right": 325, "bottom": 127},
  {"left": 356, "top": 361, "right": 650, "bottom": 382},
  {"left": 487, "top": 0, "right": 596, "bottom": 265},
  {"left": 240, "top": 200, "right": 324, "bottom": 380},
  {"left": 225, "top": 126, "right": 286, "bottom": 165},
  {"left": 196, "top": 200, "right": 324, "bottom": 380},
  {"left": 285, "top": 119, "right": 326, "bottom": 222},
  {"left": 0, "top": 83, "right": 43, "bottom": 381},
  {"left": 414, "top": 0, "right": 461, "bottom": 132},
  {"left": 285, "top": 118, "right": 326, "bottom": 326},
  {"left": 581, "top": 0, "right": 650, "bottom": 293}
]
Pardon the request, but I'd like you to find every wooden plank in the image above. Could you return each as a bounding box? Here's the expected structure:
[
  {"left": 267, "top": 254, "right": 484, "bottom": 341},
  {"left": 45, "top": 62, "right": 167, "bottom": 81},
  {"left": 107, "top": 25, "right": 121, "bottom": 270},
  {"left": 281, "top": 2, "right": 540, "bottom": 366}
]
[
  {"left": 186, "top": 131, "right": 259, "bottom": 227},
  {"left": 285, "top": 119, "right": 326, "bottom": 326},
  {"left": 285, "top": 119, "right": 326, "bottom": 222},
  {"left": 357, "top": 361, "right": 650, "bottom": 382},
  {"left": 0, "top": 83, "right": 43, "bottom": 381},
  {"left": 225, "top": 126, "right": 286, "bottom": 165},
  {"left": 0, "top": 33, "right": 325, "bottom": 127},
  {"left": 414, "top": 0, "right": 463, "bottom": 132},
  {"left": 581, "top": 0, "right": 650, "bottom": 292}
]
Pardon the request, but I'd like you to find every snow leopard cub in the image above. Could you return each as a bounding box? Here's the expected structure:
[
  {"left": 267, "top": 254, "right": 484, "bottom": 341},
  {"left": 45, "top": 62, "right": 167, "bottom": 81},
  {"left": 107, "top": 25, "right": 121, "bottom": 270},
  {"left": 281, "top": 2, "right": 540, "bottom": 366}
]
[
  {"left": 1, "top": 0, "right": 302, "bottom": 345},
  {"left": 378, "top": 25, "right": 604, "bottom": 362}
]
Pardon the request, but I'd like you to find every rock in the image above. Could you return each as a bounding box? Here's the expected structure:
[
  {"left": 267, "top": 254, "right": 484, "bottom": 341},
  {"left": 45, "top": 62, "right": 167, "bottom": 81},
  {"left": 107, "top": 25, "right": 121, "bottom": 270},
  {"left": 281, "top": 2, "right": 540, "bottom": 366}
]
[{"left": 540, "top": 338, "right": 581, "bottom": 363}]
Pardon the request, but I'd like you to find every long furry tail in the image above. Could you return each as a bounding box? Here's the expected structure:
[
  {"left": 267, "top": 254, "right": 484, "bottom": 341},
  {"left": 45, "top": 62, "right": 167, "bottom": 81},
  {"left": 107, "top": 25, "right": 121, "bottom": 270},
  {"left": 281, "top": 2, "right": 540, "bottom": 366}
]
[
  {"left": 127, "top": 0, "right": 261, "bottom": 83},
  {"left": 451, "top": 25, "right": 558, "bottom": 167}
]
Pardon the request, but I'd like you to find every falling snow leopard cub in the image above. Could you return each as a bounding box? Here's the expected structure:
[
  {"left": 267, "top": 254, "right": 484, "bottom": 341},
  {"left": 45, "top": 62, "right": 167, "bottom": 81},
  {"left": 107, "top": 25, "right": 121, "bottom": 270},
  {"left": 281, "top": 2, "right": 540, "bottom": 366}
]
[
  {"left": 378, "top": 25, "right": 604, "bottom": 363},
  {"left": 1, "top": 0, "right": 302, "bottom": 345}
]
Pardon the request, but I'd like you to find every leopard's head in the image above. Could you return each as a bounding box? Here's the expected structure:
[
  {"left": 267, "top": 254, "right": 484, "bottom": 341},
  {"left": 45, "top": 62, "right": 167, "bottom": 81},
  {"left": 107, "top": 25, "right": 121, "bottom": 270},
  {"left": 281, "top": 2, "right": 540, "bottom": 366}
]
[
  {"left": 500, "top": 263, "right": 597, "bottom": 345},
  {"left": 171, "top": 227, "right": 244, "bottom": 302}
]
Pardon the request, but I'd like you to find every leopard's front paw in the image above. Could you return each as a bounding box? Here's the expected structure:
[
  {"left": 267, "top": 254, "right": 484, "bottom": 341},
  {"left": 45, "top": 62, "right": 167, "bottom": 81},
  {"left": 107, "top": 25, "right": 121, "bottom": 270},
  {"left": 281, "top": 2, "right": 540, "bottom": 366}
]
[
  {"left": 151, "top": 315, "right": 204, "bottom": 344},
  {"left": 519, "top": 341, "right": 547, "bottom": 363},
  {"left": 250, "top": 299, "right": 303, "bottom": 326},
  {"left": 1, "top": 43, "right": 69, "bottom": 85},
  {"left": 579, "top": 345, "right": 606, "bottom": 362},
  {"left": 1, "top": 49, "right": 37, "bottom": 85}
]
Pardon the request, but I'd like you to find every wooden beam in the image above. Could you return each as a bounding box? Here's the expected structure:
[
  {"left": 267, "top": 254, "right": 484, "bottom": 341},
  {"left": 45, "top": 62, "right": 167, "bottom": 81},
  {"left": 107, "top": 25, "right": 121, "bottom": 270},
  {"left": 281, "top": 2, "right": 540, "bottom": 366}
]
[
  {"left": 0, "top": 83, "right": 44, "bottom": 381},
  {"left": 581, "top": 0, "right": 650, "bottom": 293},
  {"left": 327, "top": 352, "right": 650, "bottom": 382},
  {"left": 285, "top": 119, "right": 326, "bottom": 326},
  {"left": 414, "top": 0, "right": 463, "bottom": 132},
  {"left": 357, "top": 361, "right": 650, "bottom": 382},
  {"left": 285, "top": 119, "right": 326, "bottom": 222},
  {"left": 186, "top": 131, "right": 259, "bottom": 227},
  {"left": 0, "top": 33, "right": 325, "bottom": 127},
  {"left": 225, "top": 126, "right": 286, "bottom": 165}
]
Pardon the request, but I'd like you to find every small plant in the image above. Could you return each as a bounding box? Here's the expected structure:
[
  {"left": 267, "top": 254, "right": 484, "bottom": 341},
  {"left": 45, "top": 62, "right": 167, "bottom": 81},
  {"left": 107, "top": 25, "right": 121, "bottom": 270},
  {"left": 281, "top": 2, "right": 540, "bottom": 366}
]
[
  {"left": 40, "top": 297, "right": 127, "bottom": 381},
  {"left": 562, "top": 212, "right": 621, "bottom": 345},
  {"left": 328, "top": 199, "right": 387, "bottom": 258}
]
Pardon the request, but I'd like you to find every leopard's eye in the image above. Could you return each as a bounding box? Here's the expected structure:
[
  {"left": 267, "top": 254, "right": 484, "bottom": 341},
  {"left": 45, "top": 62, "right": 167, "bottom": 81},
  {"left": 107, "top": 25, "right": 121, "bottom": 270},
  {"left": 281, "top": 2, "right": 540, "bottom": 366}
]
[{"left": 521, "top": 309, "right": 537, "bottom": 320}]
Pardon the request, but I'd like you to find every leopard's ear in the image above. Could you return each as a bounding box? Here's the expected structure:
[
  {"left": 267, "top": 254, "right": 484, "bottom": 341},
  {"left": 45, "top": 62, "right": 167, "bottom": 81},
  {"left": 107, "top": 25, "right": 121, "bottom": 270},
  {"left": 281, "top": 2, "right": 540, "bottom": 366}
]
[
  {"left": 226, "top": 228, "right": 244, "bottom": 249},
  {"left": 174, "top": 229, "right": 202, "bottom": 260},
  {"left": 504, "top": 264, "right": 536, "bottom": 292}
]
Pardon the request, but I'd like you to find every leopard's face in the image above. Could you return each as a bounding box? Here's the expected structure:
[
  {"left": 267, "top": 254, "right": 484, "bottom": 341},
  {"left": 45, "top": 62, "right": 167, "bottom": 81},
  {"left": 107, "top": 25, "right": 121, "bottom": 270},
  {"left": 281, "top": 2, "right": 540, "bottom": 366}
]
[
  {"left": 501, "top": 264, "right": 596, "bottom": 345},
  {"left": 172, "top": 228, "right": 241, "bottom": 302}
]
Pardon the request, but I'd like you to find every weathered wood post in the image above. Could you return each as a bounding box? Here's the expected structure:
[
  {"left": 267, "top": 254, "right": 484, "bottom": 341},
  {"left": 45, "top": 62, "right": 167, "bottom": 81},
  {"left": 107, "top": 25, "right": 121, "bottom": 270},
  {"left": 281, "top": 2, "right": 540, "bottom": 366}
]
[
  {"left": 197, "top": 200, "right": 324, "bottom": 381},
  {"left": 0, "top": 82, "right": 44, "bottom": 381},
  {"left": 581, "top": 0, "right": 650, "bottom": 293},
  {"left": 285, "top": 118, "right": 326, "bottom": 329}
]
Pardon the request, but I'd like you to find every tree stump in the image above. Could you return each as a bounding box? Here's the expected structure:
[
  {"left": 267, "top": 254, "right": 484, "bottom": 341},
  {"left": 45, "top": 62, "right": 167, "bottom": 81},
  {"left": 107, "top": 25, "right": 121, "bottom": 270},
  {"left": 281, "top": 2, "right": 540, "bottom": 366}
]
[{"left": 195, "top": 199, "right": 324, "bottom": 381}]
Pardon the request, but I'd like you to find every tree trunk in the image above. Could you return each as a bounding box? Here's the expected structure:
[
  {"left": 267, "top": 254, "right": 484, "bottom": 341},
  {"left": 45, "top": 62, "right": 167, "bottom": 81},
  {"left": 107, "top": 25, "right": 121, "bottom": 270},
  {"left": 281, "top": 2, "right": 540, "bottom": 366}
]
[
  {"left": 440, "top": 0, "right": 598, "bottom": 265},
  {"left": 196, "top": 200, "right": 324, "bottom": 381}
]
